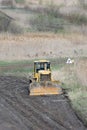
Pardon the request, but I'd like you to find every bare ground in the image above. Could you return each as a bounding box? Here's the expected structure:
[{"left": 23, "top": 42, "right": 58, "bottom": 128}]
[{"left": 0, "top": 76, "right": 86, "bottom": 130}]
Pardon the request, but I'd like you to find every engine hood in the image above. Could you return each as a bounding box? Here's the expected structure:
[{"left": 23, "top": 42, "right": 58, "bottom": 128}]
[{"left": 38, "top": 70, "right": 51, "bottom": 75}]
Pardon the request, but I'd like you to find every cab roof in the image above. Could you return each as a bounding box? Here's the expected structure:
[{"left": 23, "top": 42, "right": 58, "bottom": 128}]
[{"left": 34, "top": 60, "right": 50, "bottom": 63}]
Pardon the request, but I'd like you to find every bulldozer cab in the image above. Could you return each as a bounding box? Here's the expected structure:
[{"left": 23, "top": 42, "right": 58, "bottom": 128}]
[
  {"left": 34, "top": 60, "right": 50, "bottom": 72},
  {"left": 33, "top": 60, "right": 51, "bottom": 82}
]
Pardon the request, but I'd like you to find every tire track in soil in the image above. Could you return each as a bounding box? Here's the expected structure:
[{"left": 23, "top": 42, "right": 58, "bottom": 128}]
[
  {"left": 0, "top": 76, "right": 86, "bottom": 130},
  {"left": 0, "top": 86, "right": 66, "bottom": 130},
  {"left": 0, "top": 94, "right": 66, "bottom": 130}
]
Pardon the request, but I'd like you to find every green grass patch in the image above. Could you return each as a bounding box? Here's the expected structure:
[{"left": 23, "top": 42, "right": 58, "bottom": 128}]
[
  {"left": 0, "top": 60, "right": 33, "bottom": 66},
  {"left": 49, "top": 57, "right": 68, "bottom": 70},
  {"left": 0, "top": 58, "right": 66, "bottom": 75},
  {"left": 0, "top": 60, "right": 34, "bottom": 76},
  {"left": 52, "top": 64, "right": 64, "bottom": 70},
  {"left": 15, "top": 0, "right": 25, "bottom": 4}
]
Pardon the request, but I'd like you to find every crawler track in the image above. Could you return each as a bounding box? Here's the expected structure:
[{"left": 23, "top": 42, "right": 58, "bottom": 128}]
[{"left": 0, "top": 76, "right": 86, "bottom": 130}]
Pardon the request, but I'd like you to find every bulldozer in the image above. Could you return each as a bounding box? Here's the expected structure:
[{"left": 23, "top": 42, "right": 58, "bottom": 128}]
[{"left": 29, "top": 60, "right": 62, "bottom": 96}]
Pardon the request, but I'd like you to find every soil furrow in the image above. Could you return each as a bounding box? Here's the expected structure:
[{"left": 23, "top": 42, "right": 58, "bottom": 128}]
[{"left": 0, "top": 76, "right": 86, "bottom": 130}]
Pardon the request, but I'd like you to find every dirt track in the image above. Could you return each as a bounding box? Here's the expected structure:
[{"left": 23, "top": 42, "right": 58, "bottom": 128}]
[{"left": 0, "top": 76, "right": 86, "bottom": 130}]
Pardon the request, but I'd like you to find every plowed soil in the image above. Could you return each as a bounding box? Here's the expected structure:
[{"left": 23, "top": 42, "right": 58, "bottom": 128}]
[{"left": 0, "top": 76, "right": 86, "bottom": 130}]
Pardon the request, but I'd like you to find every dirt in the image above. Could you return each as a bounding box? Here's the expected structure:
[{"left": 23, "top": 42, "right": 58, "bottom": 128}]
[{"left": 0, "top": 76, "right": 86, "bottom": 130}]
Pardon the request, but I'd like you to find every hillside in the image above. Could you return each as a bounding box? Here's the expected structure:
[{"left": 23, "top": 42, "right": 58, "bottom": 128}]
[
  {"left": 0, "top": 0, "right": 87, "bottom": 34},
  {"left": 0, "top": 0, "right": 79, "bottom": 6}
]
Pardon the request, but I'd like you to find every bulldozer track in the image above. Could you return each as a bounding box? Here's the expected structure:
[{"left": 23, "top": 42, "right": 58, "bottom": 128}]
[
  {"left": 0, "top": 86, "right": 66, "bottom": 130},
  {"left": 0, "top": 76, "right": 86, "bottom": 130}
]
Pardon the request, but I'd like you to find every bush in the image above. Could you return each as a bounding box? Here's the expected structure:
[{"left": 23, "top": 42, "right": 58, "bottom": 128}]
[
  {"left": 65, "top": 13, "right": 87, "bottom": 25},
  {"left": 30, "top": 14, "right": 64, "bottom": 32},
  {"left": 45, "top": 5, "right": 61, "bottom": 17},
  {"left": 1, "top": 0, "right": 15, "bottom": 7},
  {"left": 29, "top": 5, "right": 65, "bottom": 33},
  {"left": 15, "top": 0, "right": 25, "bottom": 4},
  {"left": 7, "top": 21, "right": 23, "bottom": 34},
  {"left": 79, "top": 0, "right": 87, "bottom": 9}
]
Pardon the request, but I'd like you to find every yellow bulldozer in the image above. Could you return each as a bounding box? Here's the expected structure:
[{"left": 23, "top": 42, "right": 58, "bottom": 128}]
[{"left": 29, "top": 60, "right": 62, "bottom": 96}]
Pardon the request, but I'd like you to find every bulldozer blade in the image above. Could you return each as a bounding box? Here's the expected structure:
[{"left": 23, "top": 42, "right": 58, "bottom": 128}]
[{"left": 29, "top": 82, "right": 62, "bottom": 96}]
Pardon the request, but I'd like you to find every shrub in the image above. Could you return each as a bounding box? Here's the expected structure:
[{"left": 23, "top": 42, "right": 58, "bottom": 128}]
[
  {"left": 78, "top": 0, "right": 87, "bottom": 10},
  {"left": 15, "top": 0, "right": 25, "bottom": 4},
  {"left": 45, "top": 5, "right": 61, "bottom": 17},
  {"left": 1, "top": 0, "right": 15, "bottom": 7},
  {"left": 7, "top": 21, "right": 23, "bottom": 34},
  {"left": 64, "top": 13, "right": 87, "bottom": 25},
  {"left": 30, "top": 14, "right": 64, "bottom": 32},
  {"left": 29, "top": 5, "right": 65, "bottom": 33}
]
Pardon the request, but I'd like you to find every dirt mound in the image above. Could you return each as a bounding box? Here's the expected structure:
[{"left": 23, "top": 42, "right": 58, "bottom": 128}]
[{"left": 0, "top": 76, "right": 86, "bottom": 130}]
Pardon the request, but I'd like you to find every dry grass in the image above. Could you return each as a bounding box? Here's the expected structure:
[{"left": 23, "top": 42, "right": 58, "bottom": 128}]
[
  {"left": 0, "top": 32, "right": 87, "bottom": 43},
  {"left": 53, "top": 58, "right": 87, "bottom": 124},
  {"left": 75, "top": 59, "right": 87, "bottom": 86},
  {"left": 0, "top": 33, "right": 87, "bottom": 60},
  {"left": 23, "top": 0, "right": 79, "bottom": 6}
]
